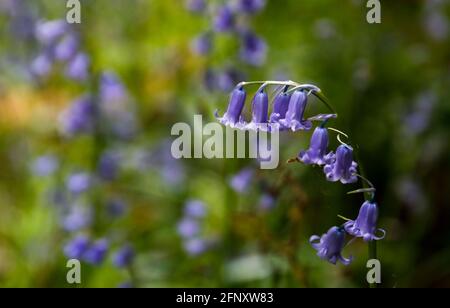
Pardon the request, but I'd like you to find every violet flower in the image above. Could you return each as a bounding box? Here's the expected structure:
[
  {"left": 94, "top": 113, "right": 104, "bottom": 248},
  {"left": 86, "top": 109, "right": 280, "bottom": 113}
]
[
  {"left": 184, "top": 200, "right": 206, "bottom": 218},
  {"left": 62, "top": 204, "right": 92, "bottom": 232},
  {"left": 279, "top": 90, "right": 312, "bottom": 131},
  {"left": 54, "top": 35, "right": 79, "bottom": 61},
  {"left": 246, "top": 89, "right": 269, "bottom": 131},
  {"left": 32, "top": 155, "right": 58, "bottom": 177},
  {"left": 191, "top": 32, "right": 212, "bottom": 56},
  {"left": 324, "top": 145, "right": 358, "bottom": 184},
  {"left": 59, "top": 95, "right": 96, "bottom": 136},
  {"left": 185, "top": 0, "right": 206, "bottom": 13},
  {"left": 35, "top": 19, "right": 68, "bottom": 44},
  {"left": 236, "top": 0, "right": 266, "bottom": 14},
  {"left": 83, "top": 239, "right": 109, "bottom": 265},
  {"left": 344, "top": 201, "right": 386, "bottom": 242},
  {"left": 239, "top": 31, "right": 267, "bottom": 66},
  {"left": 229, "top": 168, "right": 254, "bottom": 193},
  {"left": 215, "top": 87, "right": 247, "bottom": 129},
  {"left": 269, "top": 91, "right": 291, "bottom": 123},
  {"left": 177, "top": 218, "right": 200, "bottom": 238},
  {"left": 298, "top": 126, "right": 334, "bottom": 166},
  {"left": 184, "top": 238, "right": 208, "bottom": 256},
  {"left": 214, "top": 6, "right": 234, "bottom": 32},
  {"left": 310, "top": 226, "right": 352, "bottom": 265},
  {"left": 112, "top": 245, "right": 135, "bottom": 268},
  {"left": 66, "top": 172, "right": 91, "bottom": 194},
  {"left": 65, "top": 52, "right": 90, "bottom": 81},
  {"left": 64, "top": 235, "right": 90, "bottom": 259}
]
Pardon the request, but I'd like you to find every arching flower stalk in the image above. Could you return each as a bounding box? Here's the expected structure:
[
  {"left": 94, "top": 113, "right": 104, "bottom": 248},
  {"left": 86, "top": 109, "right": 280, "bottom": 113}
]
[{"left": 216, "top": 80, "right": 386, "bottom": 285}]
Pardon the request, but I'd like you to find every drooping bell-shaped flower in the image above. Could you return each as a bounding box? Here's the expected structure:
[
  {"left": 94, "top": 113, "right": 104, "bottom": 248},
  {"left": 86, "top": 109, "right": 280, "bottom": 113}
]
[
  {"left": 215, "top": 87, "right": 247, "bottom": 129},
  {"left": 54, "top": 34, "right": 79, "bottom": 61},
  {"left": 213, "top": 5, "right": 234, "bottom": 32},
  {"left": 59, "top": 95, "right": 96, "bottom": 136},
  {"left": 246, "top": 89, "right": 269, "bottom": 131},
  {"left": 236, "top": 0, "right": 266, "bottom": 14},
  {"left": 184, "top": 200, "right": 207, "bottom": 218},
  {"left": 83, "top": 239, "right": 109, "bottom": 265},
  {"left": 191, "top": 32, "right": 212, "bottom": 56},
  {"left": 184, "top": 238, "right": 208, "bottom": 256},
  {"left": 65, "top": 52, "right": 90, "bottom": 81},
  {"left": 239, "top": 31, "right": 267, "bottom": 66},
  {"left": 269, "top": 91, "right": 291, "bottom": 123},
  {"left": 185, "top": 0, "right": 206, "bottom": 13},
  {"left": 279, "top": 90, "right": 312, "bottom": 131},
  {"left": 344, "top": 201, "right": 386, "bottom": 242},
  {"left": 64, "top": 235, "right": 90, "bottom": 259},
  {"left": 229, "top": 168, "right": 254, "bottom": 193},
  {"left": 324, "top": 145, "right": 358, "bottom": 184},
  {"left": 112, "top": 245, "right": 135, "bottom": 268},
  {"left": 310, "top": 226, "right": 352, "bottom": 265},
  {"left": 35, "top": 19, "right": 68, "bottom": 44},
  {"left": 298, "top": 126, "right": 334, "bottom": 166},
  {"left": 177, "top": 218, "right": 200, "bottom": 238}
]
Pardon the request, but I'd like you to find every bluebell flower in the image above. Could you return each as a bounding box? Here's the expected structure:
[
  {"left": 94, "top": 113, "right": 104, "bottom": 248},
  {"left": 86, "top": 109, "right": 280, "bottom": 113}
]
[
  {"left": 269, "top": 91, "right": 291, "bottom": 123},
  {"left": 259, "top": 194, "right": 276, "bottom": 211},
  {"left": 66, "top": 172, "right": 92, "bottom": 194},
  {"left": 35, "top": 19, "right": 68, "bottom": 44},
  {"left": 32, "top": 155, "right": 58, "bottom": 177},
  {"left": 98, "top": 151, "right": 120, "bottom": 181},
  {"left": 99, "top": 71, "right": 128, "bottom": 104},
  {"left": 239, "top": 31, "right": 267, "bottom": 66},
  {"left": 177, "top": 218, "right": 200, "bottom": 238},
  {"left": 59, "top": 95, "right": 96, "bottom": 136},
  {"left": 246, "top": 89, "right": 269, "bottom": 131},
  {"left": 30, "top": 53, "right": 53, "bottom": 77},
  {"left": 310, "top": 226, "right": 352, "bottom": 265},
  {"left": 324, "top": 145, "right": 358, "bottom": 184},
  {"left": 230, "top": 168, "right": 254, "bottom": 193},
  {"left": 279, "top": 90, "right": 312, "bottom": 131},
  {"left": 235, "top": 0, "right": 266, "bottom": 14},
  {"left": 64, "top": 235, "right": 90, "bottom": 259},
  {"left": 62, "top": 204, "right": 92, "bottom": 232},
  {"left": 54, "top": 34, "right": 79, "bottom": 61},
  {"left": 184, "top": 238, "right": 208, "bottom": 256},
  {"left": 185, "top": 0, "right": 206, "bottom": 13},
  {"left": 344, "top": 201, "right": 386, "bottom": 242},
  {"left": 184, "top": 200, "right": 206, "bottom": 218},
  {"left": 214, "top": 6, "right": 234, "bottom": 32},
  {"left": 83, "top": 239, "right": 109, "bottom": 265},
  {"left": 217, "top": 68, "right": 245, "bottom": 92},
  {"left": 298, "top": 126, "right": 334, "bottom": 166},
  {"left": 191, "top": 32, "right": 212, "bottom": 56},
  {"left": 112, "top": 245, "right": 135, "bottom": 268},
  {"left": 65, "top": 52, "right": 90, "bottom": 81},
  {"left": 215, "top": 87, "right": 247, "bottom": 129}
]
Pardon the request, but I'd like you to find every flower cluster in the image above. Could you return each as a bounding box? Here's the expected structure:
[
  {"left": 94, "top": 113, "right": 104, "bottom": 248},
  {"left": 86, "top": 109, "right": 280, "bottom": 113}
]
[
  {"left": 177, "top": 200, "right": 213, "bottom": 256},
  {"left": 217, "top": 80, "right": 386, "bottom": 266},
  {"left": 31, "top": 19, "right": 89, "bottom": 81},
  {"left": 215, "top": 81, "right": 336, "bottom": 132},
  {"left": 186, "top": 0, "right": 268, "bottom": 92}
]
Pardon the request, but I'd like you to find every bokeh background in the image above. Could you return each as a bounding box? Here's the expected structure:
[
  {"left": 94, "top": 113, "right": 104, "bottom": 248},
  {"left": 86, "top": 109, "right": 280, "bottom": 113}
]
[{"left": 0, "top": 0, "right": 449, "bottom": 288}]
